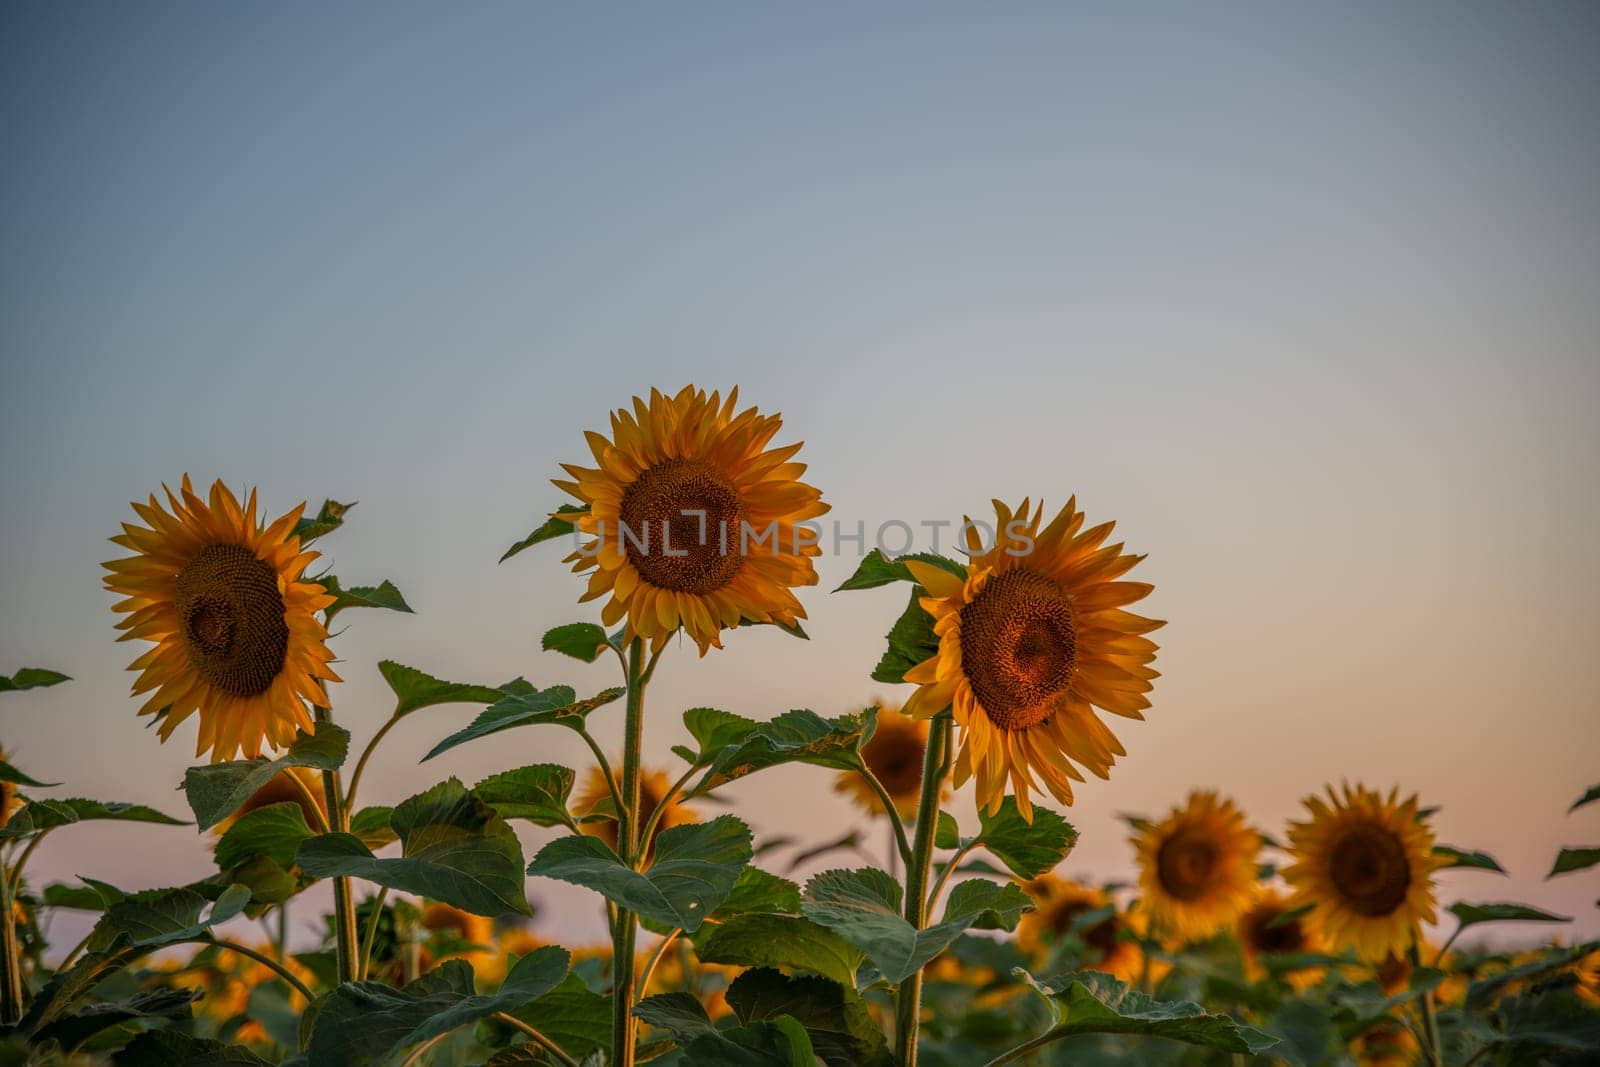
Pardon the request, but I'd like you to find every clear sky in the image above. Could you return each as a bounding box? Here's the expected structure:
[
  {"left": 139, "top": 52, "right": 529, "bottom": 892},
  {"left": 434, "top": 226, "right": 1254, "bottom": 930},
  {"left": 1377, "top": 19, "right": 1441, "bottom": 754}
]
[{"left": 3, "top": 2, "right": 1597, "bottom": 952}]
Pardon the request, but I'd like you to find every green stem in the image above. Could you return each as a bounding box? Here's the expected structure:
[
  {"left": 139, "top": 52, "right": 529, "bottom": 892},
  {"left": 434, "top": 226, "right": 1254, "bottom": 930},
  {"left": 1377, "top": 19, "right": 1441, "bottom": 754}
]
[
  {"left": 636, "top": 766, "right": 697, "bottom": 859},
  {"left": 981, "top": 1027, "right": 1063, "bottom": 1067},
  {"left": 612, "top": 637, "right": 649, "bottom": 1067},
  {"left": 926, "top": 840, "right": 977, "bottom": 913},
  {"left": 1410, "top": 943, "right": 1443, "bottom": 1067},
  {"left": 637, "top": 928, "right": 681, "bottom": 995},
  {"left": 314, "top": 706, "right": 359, "bottom": 985},
  {"left": 359, "top": 888, "right": 389, "bottom": 981},
  {"left": 211, "top": 938, "right": 315, "bottom": 1003},
  {"left": 0, "top": 856, "right": 23, "bottom": 1023},
  {"left": 894, "top": 713, "right": 952, "bottom": 1067},
  {"left": 578, "top": 727, "right": 627, "bottom": 826},
  {"left": 8, "top": 830, "right": 52, "bottom": 894},
  {"left": 494, "top": 1011, "right": 580, "bottom": 1067},
  {"left": 343, "top": 710, "right": 401, "bottom": 817},
  {"left": 857, "top": 768, "right": 913, "bottom": 868}
]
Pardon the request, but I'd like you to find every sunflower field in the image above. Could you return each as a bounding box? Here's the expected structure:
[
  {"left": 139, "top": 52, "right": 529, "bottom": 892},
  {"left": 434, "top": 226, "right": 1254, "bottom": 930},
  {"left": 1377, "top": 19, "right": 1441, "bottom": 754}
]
[{"left": 1, "top": 385, "right": 1596, "bottom": 1067}]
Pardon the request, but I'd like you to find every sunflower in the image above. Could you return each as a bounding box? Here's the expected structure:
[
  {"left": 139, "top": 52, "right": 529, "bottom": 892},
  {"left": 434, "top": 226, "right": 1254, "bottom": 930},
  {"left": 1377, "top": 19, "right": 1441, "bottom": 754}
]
[
  {"left": 832, "top": 701, "right": 944, "bottom": 819},
  {"left": 575, "top": 763, "right": 697, "bottom": 860},
  {"left": 555, "top": 386, "right": 827, "bottom": 655},
  {"left": 901, "top": 498, "right": 1161, "bottom": 820},
  {"left": 1237, "top": 889, "right": 1330, "bottom": 992},
  {"left": 0, "top": 746, "right": 22, "bottom": 829},
  {"left": 421, "top": 902, "right": 496, "bottom": 968},
  {"left": 1351, "top": 1021, "right": 1418, "bottom": 1067},
  {"left": 1283, "top": 783, "right": 1441, "bottom": 961},
  {"left": 1016, "top": 875, "right": 1147, "bottom": 983},
  {"left": 104, "top": 476, "right": 340, "bottom": 761},
  {"left": 1134, "top": 791, "right": 1259, "bottom": 944},
  {"left": 212, "top": 766, "right": 328, "bottom": 836}
]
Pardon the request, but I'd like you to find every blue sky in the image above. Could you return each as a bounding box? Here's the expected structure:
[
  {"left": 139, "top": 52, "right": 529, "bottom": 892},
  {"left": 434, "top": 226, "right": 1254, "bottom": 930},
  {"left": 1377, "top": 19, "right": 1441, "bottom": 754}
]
[{"left": 3, "top": 2, "right": 1596, "bottom": 948}]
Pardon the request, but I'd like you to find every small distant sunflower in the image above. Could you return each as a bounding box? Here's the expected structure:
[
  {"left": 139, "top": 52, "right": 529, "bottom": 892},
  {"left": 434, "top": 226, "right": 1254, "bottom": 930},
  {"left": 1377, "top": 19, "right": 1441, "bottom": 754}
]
[
  {"left": 556, "top": 386, "right": 827, "bottom": 655},
  {"left": 0, "top": 746, "right": 23, "bottom": 829},
  {"left": 1284, "top": 784, "right": 1441, "bottom": 961},
  {"left": 1237, "top": 889, "right": 1329, "bottom": 992},
  {"left": 575, "top": 763, "right": 697, "bottom": 861},
  {"left": 422, "top": 902, "right": 495, "bottom": 964},
  {"left": 104, "top": 476, "right": 340, "bottom": 761},
  {"left": 1016, "top": 875, "right": 1145, "bottom": 983},
  {"left": 902, "top": 498, "right": 1161, "bottom": 820},
  {"left": 1351, "top": 1021, "right": 1418, "bottom": 1067},
  {"left": 212, "top": 767, "right": 327, "bottom": 836},
  {"left": 832, "top": 701, "right": 944, "bottom": 819},
  {"left": 1134, "top": 791, "right": 1259, "bottom": 943}
]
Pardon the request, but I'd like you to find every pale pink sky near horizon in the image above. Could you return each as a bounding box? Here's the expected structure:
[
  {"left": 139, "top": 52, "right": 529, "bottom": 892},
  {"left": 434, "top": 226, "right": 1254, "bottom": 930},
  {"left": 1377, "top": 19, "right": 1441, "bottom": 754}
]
[{"left": 3, "top": 2, "right": 1597, "bottom": 956}]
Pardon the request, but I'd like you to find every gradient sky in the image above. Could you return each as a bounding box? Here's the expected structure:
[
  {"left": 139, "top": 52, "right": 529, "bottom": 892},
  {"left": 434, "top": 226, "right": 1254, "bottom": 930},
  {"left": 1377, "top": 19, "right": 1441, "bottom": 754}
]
[{"left": 3, "top": 2, "right": 1597, "bottom": 954}]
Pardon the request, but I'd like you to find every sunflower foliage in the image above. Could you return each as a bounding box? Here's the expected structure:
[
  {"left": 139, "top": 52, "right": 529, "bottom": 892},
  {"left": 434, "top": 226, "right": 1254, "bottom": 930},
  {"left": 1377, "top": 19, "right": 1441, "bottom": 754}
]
[{"left": 0, "top": 391, "right": 1593, "bottom": 1067}]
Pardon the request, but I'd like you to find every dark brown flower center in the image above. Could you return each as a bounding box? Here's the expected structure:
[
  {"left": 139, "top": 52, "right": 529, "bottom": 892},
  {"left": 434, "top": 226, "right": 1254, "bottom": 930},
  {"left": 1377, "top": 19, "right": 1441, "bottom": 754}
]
[
  {"left": 1049, "top": 898, "right": 1119, "bottom": 956},
  {"left": 1244, "top": 907, "right": 1308, "bottom": 955},
  {"left": 1328, "top": 823, "right": 1412, "bottom": 917},
  {"left": 173, "top": 543, "right": 288, "bottom": 697},
  {"left": 959, "top": 568, "right": 1076, "bottom": 730},
  {"left": 863, "top": 726, "right": 926, "bottom": 801},
  {"left": 618, "top": 459, "right": 747, "bottom": 595},
  {"left": 1156, "top": 828, "right": 1222, "bottom": 902}
]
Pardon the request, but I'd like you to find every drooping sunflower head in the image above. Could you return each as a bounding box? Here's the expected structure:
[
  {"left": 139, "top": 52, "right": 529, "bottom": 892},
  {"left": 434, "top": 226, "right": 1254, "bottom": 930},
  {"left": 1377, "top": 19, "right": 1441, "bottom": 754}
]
[
  {"left": 1134, "top": 790, "right": 1260, "bottom": 944},
  {"left": 832, "top": 701, "right": 943, "bottom": 819},
  {"left": 575, "top": 763, "right": 698, "bottom": 861},
  {"left": 104, "top": 477, "right": 340, "bottom": 761},
  {"left": 1016, "top": 875, "right": 1146, "bottom": 983},
  {"left": 556, "top": 386, "right": 827, "bottom": 655},
  {"left": 1283, "top": 783, "right": 1441, "bottom": 961},
  {"left": 901, "top": 498, "right": 1161, "bottom": 821},
  {"left": 211, "top": 766, "right": 328, "bottom": 837},
  {"left": 1237, "top": 888, "right": 1329, "bottom": 991}
]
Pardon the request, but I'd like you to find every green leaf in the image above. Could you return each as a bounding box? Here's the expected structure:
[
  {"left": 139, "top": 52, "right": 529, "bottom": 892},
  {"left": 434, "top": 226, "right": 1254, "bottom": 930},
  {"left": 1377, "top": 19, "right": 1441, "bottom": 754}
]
[
  {"left": 691, "top": 708, "right": 875, "bottom": 795},
  {"left": 377, "top": 660, "right": 508, "bottom": 718},
  {"left": 681, "top": 707, "right": 760, "bottom": 765},
  {"left": 183, "top": 722, "right": 349, "bottom": 831},
  {"left": 1434, "top": 845, "right": 1507, "bottom": 873},
  {"left": 33, "top": 987, "right": 199, "bottom": 1053},
  {"left": 835, "top": 549, "right": 964, "bottom": 592},
  {"left": 501, "top": 504, "right": 586, "bottom": 563},
  {"left": 934, "top": 812, "right": 960, "bottom": 849},
  {"left": 489, "top": 971, "right": 610, "bottom": 1062},
  {"left": 423, "top": 685, "right": 623, "bottom": 761},
  {"left": 528, "top": 814, "right": 752, "bottom": 933},
  {"left": 0, "top": 796, "right": 187, "bottom": 839},
  {"left": 0, "top": 759, "right": 58, "bottom": 787},
  {"left": 87, "top": 883, "right": 252, "bottom": 952},
  {"left": 214, "top": 802, "right": 313, "bottom": 871},
  {"left": 800, "top": 868, "right": 1031, "bottom": 983},
  {"left": 633, "top": 991, "right": 715, "bottom": 1044},
  {"left": 295, "top": 778, "right": 531, "bottom": 916},
  {"left": 542, "top": 623, "right": 610, "bottom": 662},
  {"left": 308, "top": 949, "right": 569, "bottom": 1066},
  {"left": 474, "top": 764, "right": 576, "bottom": 828},
  {"left": 322, "top": 576, "right": 414, "bottom": 622},
  {"left": 717, "top": 866, "right": 804, "bottom": 918},
  {"left": 870, "top": 590, "right": 940, "bottom": 685},
  {"left": 960, "top": 796, "right": 1077, "bottom": 880},
  {"left": 685, "top": 1015, "right": 819, "bottom": 1065},
  {"left": 293, "top": 498, "right": 354, "bottom": 542},
  {"left": 42, "top": 882, "right": 117, "bottom": 911},
  {"left": 1549, "top": 846, "right": 1600, "bottom": 877},
  {"left": 1449, "top": 901, "right": 1572, "bottom": 930},
  {"left": 1465, "top": 940, "right": 1600, "bottom": 1009},
  {"left": 1016, "top": 970, "right": 1278, "bottom": 1053},
  {"left": 727, "top": 967, "right": 892, "bottom": 1067},
  {"left": 1571, "top": 783, "right": 1600, "bottom": 813},
  {"left": 112, "top": 1030, "right": 275, "bottom": 1066},
  {"left": 0, "top": 667, "right": 70, "bottom": 693},
  {"left": 698, "top": 914, "right": 865, "bottom": 989},
  {"left": 349, "top": 806, "right": 398, "bottom": 850}
]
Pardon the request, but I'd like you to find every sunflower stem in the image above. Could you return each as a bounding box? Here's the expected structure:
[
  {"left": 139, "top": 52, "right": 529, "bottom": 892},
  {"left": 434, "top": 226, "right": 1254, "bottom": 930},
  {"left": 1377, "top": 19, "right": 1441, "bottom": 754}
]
[
  {"left": 209, "top": 937, "right": 316, "bottom": 1003},
  {"left": 1410, "top": 943, "right": 1444, "bottom": 1066},
  {"left": 0, "top": 854, "right": 23, "bottom": 1023},
  {"left": 894, "top": 712, "right": 952, "bottom": 1067},
  {"left": 857, "top": 767, "right": 913, "bottom": 868},
  {"left": 611, "top": 637, "right": 649, "bottom": 1067},
  {"left": 358, "top": 887, "right": 389, "bottom": 981},
  {"left": 314, "top": 706, "right": 360, "bottom": 985}
]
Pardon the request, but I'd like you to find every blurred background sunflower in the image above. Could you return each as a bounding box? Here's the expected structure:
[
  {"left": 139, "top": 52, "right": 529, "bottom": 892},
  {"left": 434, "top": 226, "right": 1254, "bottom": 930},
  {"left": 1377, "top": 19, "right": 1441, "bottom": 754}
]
[
  {"left": 1016, "top": 874, "right": 1150, "bottom": 984},
  {"left": 1134, "top": 790, "right": 1259, "bottom": 944},
  {"left": 574, "top": 762, "right": 697, "bottom": 861},
  {"left": 832, "top": 701, "right": 942, "bottom": 820},
  {"left": 103, "top": 476, "right": 340, "bottom": 760},
  {"left": 1236, "top": 888, "right": 1329, "bottom": 992}
]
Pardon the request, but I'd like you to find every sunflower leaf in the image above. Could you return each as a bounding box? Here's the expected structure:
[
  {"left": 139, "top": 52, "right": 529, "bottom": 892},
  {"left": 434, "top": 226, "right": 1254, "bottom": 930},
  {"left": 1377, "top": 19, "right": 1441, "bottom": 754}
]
[
  {"left": 1449, "top": 901, "right": 1572, "bottom": 930},
  {"left": 689, "top": 708, "right": 875, "bottom": 795},
  {"left": 1434, "top": 845, "right": 1507, "bottom": 874},
  {"left": 501, "top": 504, "right": 587, "bottom": 564},
  {"left": 697, "top": 914, "right": 865, "bottom": 989},
  {"left": 934, "top": 812, "right": 960, "bottom": 849},
  {"left": 322, "top": 576, "right": 413, "bottom": 622},
  {"left": 958, "top": 796, "right": 1078, "bottom": 880},
  {"left": 633, "top": 992, "right": 715, "bottom": 1044},
  {"left": 423, "top": 686, "right": 623, "bottom": 761},
  {"left": 1, "top": 797, "right": 189, "bottom": 840},
  {"left": 541, "top": 623, "right": 610, "bottom": 662},
  {"left": 1548, "top": 846, "right": 1600, "bottom": 877},
  {"left": 111, "top": 1029, "right": 276, "bottom": 1066},
  {"left": 870, "top": 590, "right": 940, "bottom": 685},
  {"left": 32, "top": 987, "right": 200, "bottom": 1053},
  {"left": 214, "top": 802, "right": 313, "bottom": 872},
  {"left": 527, "top": 815, "right": 752, "bottom": 933},
  {"left": 1570, "top": 783, "right": 1600, "bottom": 813},
  {"left": 473, "top": 763, "right": 576, "bottom": 828},
  {"left": 726, "top": 967, "right": 893, "bottom": 1067},
  {"left": 1465, "top": 940, "right": 1600, "bottom": 1009},
  {"left": 636, "top": 993, "right": 817, "bottom": 1067},
  {"left": 0, "top": 759, "right": 58, "bottom": 788},
  {"left": 86, "top": 883, "right": 252, "bottom": 952},
  {"left": 297, "top": 779, "right": 531, "bottom": 915},
  {"left": 682, "top": 707, "right": 761, "bottom": 765},
  {"left": 835, "top": 549, "right": 965, "bottom": 592},
  {"left": 307, "top": 949, "right": 568, "bottom": 1067},
  {"left": 484, "top": 971, "right": 611, "bottom": 1063},
  {"left": 1013, "top": 970, "right": 1278, "bottom": 1053},
  {"left": 377, "top": 661, "right": 509, "bottom": 718},
  {"left": 349, "top": 805, "right": 398, "bottom": 849},
  {"left": 800, "top": 868, "right": 1027, "bottom": 983},
  {"left": 293, "top": 498, "right": 354, "bottom": 542},
  {"left": 183, "top": 723, "right": 349, "bottom": 832},
  {"left": 0, "top": 667, "right": 71, "bottom": 693}
]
